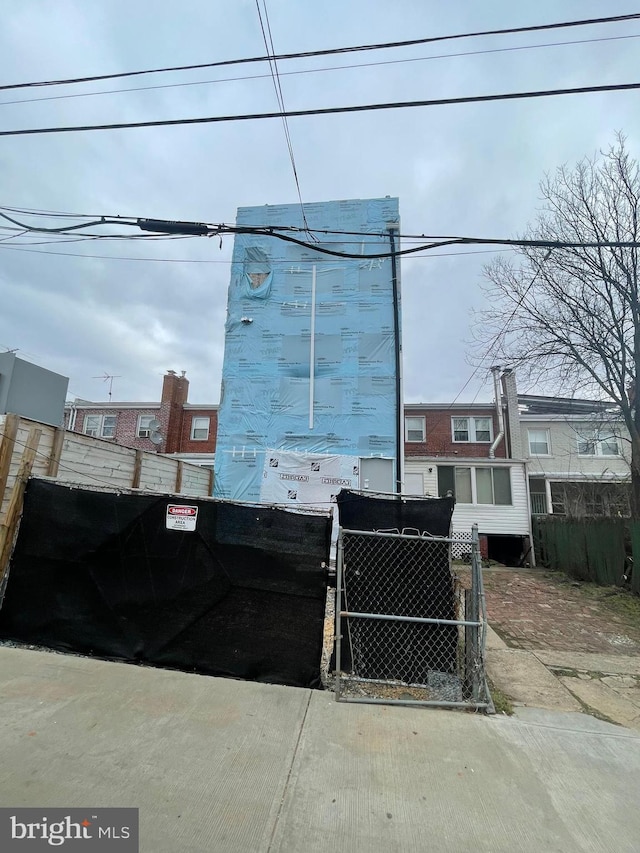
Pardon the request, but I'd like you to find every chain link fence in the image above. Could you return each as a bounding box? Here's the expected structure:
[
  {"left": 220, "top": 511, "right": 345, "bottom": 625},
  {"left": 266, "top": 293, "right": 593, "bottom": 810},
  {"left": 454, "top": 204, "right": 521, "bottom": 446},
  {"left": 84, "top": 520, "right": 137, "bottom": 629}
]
[{"left": 334, "top": 525, "right": 490, "bottom": 709}]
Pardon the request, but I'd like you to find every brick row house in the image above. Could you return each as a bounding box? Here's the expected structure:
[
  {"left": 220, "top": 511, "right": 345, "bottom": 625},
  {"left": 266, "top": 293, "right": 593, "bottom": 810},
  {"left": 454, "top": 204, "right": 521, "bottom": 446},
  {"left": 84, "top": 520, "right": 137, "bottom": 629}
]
[
  {"left": 403, "top": 368, "right": 532, "bottom": 563},
  {"left": 64, "top": 371, "right": 218, "bottom": 473},
  {"left": 65, "top": 367, "right": 631, "bottom": 563}
]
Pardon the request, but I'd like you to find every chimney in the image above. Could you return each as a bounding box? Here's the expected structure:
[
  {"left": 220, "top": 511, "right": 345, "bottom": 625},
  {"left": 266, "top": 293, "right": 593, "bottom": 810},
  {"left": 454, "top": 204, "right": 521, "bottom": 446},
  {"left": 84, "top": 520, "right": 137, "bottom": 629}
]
[
  {"left": 501, "top": 368, "right": 523, "bottom": 459},
  {"left": 162, "top": 370, "right": 189, "bottom": 453}
]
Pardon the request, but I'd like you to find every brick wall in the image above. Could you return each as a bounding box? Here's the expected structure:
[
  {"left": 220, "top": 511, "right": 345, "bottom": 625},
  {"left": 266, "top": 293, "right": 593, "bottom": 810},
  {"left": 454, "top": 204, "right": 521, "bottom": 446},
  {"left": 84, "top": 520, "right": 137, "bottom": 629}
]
[
  {"left": 162, "top": 372, "right": 189, "bottom": 453},
  {"left": 74, "top": 407, "right": 165, "bottom": 452},
  {"left": 404, "top": 408, "right": 506, "bottom": 458},
  {"left": 179, "top": 408, "right": 218, "bottom": 454}
]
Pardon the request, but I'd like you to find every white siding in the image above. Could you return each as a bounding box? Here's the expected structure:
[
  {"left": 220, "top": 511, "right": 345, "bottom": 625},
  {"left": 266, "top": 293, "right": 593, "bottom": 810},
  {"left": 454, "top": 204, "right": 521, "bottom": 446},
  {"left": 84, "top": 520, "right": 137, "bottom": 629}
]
[{"left": 404, "top": 458, "right": 530, "bottom": 536}]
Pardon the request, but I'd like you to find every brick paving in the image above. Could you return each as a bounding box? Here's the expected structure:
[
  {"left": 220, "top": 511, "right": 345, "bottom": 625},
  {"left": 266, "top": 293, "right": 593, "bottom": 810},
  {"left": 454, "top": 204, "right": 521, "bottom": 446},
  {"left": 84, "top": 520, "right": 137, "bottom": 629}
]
[{"left": 460, "top": 569, "right": 640, "bottom": 655}]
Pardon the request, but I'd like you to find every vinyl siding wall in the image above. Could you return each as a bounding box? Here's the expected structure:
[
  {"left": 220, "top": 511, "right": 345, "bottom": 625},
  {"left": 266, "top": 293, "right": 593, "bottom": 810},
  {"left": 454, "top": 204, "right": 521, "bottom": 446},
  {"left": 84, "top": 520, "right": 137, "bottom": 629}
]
[{"left": 404, "top": 458, "right": 530, "bottom": 536}]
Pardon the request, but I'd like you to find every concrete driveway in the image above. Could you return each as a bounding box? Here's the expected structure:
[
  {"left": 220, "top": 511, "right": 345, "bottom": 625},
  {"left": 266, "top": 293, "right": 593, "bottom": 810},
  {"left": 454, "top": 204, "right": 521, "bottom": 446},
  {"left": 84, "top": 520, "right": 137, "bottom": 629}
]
[{"left": 1, "top": 646, "right": 639, "bottom": 852}]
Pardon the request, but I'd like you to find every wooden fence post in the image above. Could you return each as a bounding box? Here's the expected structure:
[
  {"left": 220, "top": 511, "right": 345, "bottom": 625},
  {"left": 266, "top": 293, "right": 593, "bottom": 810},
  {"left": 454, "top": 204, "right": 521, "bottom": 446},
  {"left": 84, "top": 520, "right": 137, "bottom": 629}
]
[
  {"left": 0, "top": 413, "right": 20, "bottom": 510},
  {"left": 0, "top": 427, "right": 42, "bottom": 581},
  {"left": 132, "top": 450, "right": 143, "bottom": 489},
  {"left": 46, "top": 426, "right": 65, "bottom": 478},
  {"left": 175, "top": 460, "right": 183, "bottom": 494}
]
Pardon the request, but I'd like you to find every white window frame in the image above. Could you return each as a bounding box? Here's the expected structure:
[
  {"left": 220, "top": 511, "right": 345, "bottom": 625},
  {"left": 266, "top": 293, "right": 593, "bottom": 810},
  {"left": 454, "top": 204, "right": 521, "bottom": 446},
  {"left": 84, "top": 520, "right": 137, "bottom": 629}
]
[
  {"left": 528, "top": 428, "right": 551, "bottom": 456},
  {"left": 404, "top": 416, "right": 426, "bottom": 443},
  {"left": 137, "top": 415, "right": 155, "bottom": 438},
  {"left": 576, "top": 427, "right": 621, "bottom": 457},
  {"left": 451, "top": 416, "right": 493, "bottom": 443},
  {"left": 83, "top": 414, "right": 117, "bottom": 439},
  {"left": 101, "top": 414, "right": 117, "bottom": 439},
  {"left": 191, "top": 416, "right": 210, "bottom": 441},
  {"left": 83, "top": 415, "right": 102, "bottom": 437},
  {"left": 438, "top": 465, "right": 512, "bottom": 506}
]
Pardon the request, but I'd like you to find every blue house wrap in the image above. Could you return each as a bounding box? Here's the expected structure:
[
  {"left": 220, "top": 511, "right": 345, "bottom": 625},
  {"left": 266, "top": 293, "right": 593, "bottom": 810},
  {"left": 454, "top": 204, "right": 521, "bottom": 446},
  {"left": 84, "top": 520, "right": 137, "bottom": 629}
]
[{"left": 214, "top": 197, "right": 401, "bottom": 502}]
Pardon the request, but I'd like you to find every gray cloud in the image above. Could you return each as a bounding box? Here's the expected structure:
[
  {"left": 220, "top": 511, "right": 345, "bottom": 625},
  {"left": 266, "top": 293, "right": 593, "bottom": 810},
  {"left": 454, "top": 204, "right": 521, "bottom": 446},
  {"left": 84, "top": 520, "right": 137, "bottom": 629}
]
[{"left": 1, "top": 0, "right": 638, "bottom": 404}]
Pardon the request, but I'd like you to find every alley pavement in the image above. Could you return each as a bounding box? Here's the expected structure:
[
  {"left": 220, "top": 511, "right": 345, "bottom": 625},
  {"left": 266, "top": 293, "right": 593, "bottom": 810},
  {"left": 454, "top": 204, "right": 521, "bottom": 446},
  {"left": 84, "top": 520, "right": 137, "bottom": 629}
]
[{"left": 1, "top": 646, "right": 640, "bottom": 853}]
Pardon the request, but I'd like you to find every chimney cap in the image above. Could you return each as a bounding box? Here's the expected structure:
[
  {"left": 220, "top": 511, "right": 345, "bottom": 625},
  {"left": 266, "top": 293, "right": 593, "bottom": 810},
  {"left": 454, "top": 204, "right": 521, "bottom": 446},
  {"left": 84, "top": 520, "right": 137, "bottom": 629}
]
[{"left": 166, "top": 370, "right": 176, "bottom": 375}]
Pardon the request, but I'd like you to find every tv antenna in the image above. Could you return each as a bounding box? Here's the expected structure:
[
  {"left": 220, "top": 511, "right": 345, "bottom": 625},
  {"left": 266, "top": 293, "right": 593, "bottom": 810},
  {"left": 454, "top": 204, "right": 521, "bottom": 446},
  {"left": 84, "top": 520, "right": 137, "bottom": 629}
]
[{"left": 93, "top": 373, "right": 122, "bottom": 401}]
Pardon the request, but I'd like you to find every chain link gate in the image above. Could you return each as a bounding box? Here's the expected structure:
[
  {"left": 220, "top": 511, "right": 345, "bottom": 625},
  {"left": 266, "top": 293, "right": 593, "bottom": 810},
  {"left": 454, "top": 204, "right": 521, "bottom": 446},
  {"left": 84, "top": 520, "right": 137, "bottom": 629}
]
[{"left": 334, "top": 524, "right": 490, "bottom": 709}]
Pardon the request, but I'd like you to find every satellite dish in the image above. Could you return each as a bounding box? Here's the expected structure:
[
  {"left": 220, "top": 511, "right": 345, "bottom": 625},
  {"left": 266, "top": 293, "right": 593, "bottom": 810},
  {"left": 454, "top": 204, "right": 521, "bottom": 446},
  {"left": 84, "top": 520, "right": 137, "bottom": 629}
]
[
  {"left": 148, "top": 419, "right": 161, "bottom": 431},
  {"left": 149, "top": 431, "right": 163, "bottom": 445}
]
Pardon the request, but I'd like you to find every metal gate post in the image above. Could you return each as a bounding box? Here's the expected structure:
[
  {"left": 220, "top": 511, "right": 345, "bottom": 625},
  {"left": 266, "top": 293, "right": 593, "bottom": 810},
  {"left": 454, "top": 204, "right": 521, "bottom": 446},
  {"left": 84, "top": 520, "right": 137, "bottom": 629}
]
[
  {"left": 469, "top": 523, "right": 481, "bottom": 702},
  {"left": 335, "top": 528, "right": 344, "bottom": 701}
]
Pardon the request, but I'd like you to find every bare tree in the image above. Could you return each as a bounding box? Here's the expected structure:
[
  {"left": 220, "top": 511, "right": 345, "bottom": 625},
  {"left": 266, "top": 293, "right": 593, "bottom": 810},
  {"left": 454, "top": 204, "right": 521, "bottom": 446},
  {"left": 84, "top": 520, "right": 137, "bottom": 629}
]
[{"left": 474, "top": 134, "right": 640, "bottom": 514}]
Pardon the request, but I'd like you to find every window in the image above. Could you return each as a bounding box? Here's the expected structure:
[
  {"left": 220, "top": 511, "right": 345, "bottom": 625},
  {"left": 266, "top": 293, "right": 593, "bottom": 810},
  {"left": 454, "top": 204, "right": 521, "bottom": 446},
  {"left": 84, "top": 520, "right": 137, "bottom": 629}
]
[
  {"left": 437, "top": 465, "right": 512, "bottom": 505},
  {"left": 83, "top": 415, "right": 101, "bottom": 437},
  {"left": 102, "top": 415, "right": 117, "bottom": 438},
  {"left": 83, "top": 414, "right": 117, "bottom": 438},
  {"left": 405, "top": 416, "right": 426, "bottom": 442},
  {"left": 191, "top": 416, "right": 210, "bottom": 441},
  {"left": 137, "top": 415, "right": 155, "bottom": 438},
  {"left": 528, "top": 429, "right": 550, "bottom": 455},
  {"left": 452, "top": 416, "right": 493, "bottom": 443},
  {"left": 576, "top": 427, "right": 620, "bottom": 457},
  {"left": 454, "top": 467, "right": 472, "bottom": 503}
]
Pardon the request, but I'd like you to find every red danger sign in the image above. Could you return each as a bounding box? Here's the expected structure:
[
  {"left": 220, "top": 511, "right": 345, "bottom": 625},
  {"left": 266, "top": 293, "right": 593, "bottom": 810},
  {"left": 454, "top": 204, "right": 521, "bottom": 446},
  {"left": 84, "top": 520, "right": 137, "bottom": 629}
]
[
  {"left": 168, "top": 505, "right": 197, "bottom": 516},
  {"left": 166, "top": 504, "right": 198, "bottom": 531}
]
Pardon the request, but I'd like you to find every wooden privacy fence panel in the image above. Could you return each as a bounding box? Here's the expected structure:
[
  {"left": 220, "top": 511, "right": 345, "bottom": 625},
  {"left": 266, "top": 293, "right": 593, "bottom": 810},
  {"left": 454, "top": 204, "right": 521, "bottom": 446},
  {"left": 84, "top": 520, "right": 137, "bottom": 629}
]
[
  {"left": 629, "top": 521, "right": 640, "bottom": 595},
  {"left": 0, "top": 414, "right": 212, "bottom": 528},
  {"left": 532, "top": 515, "right": 626, "bottom": 586}
]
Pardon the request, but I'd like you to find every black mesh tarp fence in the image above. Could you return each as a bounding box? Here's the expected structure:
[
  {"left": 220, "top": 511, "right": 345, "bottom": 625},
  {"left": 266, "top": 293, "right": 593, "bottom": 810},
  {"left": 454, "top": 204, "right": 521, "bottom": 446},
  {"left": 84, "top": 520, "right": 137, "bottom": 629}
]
[
  {"left": 334, "top": 491, "right": 457, "bottom": 680},
  {"left": 0, "top": 480, "right": 331, "bottom": 688}
]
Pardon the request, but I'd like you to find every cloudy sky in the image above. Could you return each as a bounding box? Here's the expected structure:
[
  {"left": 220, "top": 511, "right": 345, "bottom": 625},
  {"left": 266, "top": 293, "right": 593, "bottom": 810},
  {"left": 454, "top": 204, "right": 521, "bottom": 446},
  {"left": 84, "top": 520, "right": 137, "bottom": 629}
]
[{"left": 1, "top": 1, "right": 639, "bottom": 405}]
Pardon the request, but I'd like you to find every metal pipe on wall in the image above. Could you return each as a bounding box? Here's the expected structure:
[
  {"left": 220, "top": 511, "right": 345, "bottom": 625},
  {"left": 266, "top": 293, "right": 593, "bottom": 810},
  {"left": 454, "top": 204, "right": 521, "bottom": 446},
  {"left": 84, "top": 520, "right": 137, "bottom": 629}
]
[{"left": 388, "top": 224, "right": 403, "bottom": 495}]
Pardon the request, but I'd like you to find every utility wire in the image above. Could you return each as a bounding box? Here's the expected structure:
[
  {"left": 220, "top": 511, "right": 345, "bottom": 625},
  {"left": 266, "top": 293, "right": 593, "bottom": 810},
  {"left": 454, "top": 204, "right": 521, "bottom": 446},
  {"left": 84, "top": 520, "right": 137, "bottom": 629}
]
[
  {"left": 0, "top": 243, "right": 512, "bottom": 263},
  {"left": 4, "top": 209, "right": 640, "bottom": 259},
  {"left": 448, "top": 257, "right": 550, "bottom": 406},
  {"left": 254, "top": 0, "right": 311, "bottom": 233},
  {"left": 2, "top": 32, "right": 636, "bottom": 108},
  {"left": 2, "top": 80, "right": 638, "bottom": 138},
  {"left": 1, "top": 12, "right": 637, "bottom": 92}
]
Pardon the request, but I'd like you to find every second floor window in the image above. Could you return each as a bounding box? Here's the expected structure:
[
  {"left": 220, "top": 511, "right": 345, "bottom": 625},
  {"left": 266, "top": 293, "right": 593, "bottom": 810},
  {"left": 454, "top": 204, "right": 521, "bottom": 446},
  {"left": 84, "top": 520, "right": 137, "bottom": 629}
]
[
  {"left": 405, "top": 416, "right": 426, "bottom": 442},
  {"left": 452, "top": 416, "right": 493, "bottom": 443},
  {"left": 528, "top": 429, "right": 550, "bottom": 455},
  {"left": 83, "top": 414, "right": 117, "bottom": 438},
  {"left": 576, "top": 428, "right": 620, "bottom": 457},
  {"left": 137, "top": 415, "right": 155, "bottom": 438},
  {"left": 191, "top": 416, "right": 210, "bottom": 441}
]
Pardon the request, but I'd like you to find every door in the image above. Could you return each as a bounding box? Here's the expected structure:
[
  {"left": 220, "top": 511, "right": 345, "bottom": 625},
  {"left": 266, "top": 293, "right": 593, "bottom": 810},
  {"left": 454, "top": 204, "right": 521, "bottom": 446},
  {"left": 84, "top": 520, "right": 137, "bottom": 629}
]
[
  {"left": 404, "top": 472, "right": 424, "bottom": 496},
  {"left": 359, "top": 457, "right": 395, "bottom": 494}
]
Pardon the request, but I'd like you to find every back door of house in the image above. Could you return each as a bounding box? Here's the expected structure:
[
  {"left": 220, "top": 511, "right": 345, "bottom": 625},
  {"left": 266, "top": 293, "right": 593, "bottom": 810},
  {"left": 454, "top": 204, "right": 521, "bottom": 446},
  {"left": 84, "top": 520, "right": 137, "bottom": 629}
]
[{"left": 359, "top": 457, "right": 394, "bottom": 493}]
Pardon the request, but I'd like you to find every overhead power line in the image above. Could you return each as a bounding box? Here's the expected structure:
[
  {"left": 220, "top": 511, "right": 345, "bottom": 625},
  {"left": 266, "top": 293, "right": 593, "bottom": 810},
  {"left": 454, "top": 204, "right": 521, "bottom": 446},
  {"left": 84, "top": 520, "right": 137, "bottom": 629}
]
[
  {"left": 1, "top": 12, "right": 637, "bottom": 92},
  {"left": 3, "top": 208, "right": 640, "bottom": 259},
  {"left": 0, "top": 244, "right": 512, "bottom": 263},
  {"left": 1, "top": 81, "right": 638, "bottom": 138},
  {"left": 2, "top": 32, "right": 638, "bottom": 108},
  {"left": 254, "top": 0, "right": 311, "bottom": 233},
  {"left": 448, "top": 260, "right": 550, "bottom": 406}
]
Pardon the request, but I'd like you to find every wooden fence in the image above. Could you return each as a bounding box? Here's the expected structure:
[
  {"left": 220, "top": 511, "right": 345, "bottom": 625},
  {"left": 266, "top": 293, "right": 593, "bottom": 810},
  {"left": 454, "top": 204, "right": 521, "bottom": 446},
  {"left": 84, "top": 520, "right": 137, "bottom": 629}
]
[
  {"left": 0, "top": 413, "right": 213, "bottom": 580},
  {"left": 532, "top": 515, "right": 629, "bottom": 587}
]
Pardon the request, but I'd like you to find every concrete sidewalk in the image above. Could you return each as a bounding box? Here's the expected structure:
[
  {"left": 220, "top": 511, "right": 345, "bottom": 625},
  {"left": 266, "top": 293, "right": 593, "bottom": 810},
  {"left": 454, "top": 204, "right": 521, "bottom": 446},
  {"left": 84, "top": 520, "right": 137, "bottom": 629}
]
[{"left": 2, "top": 647, "right": 640, "bottom": 852}]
